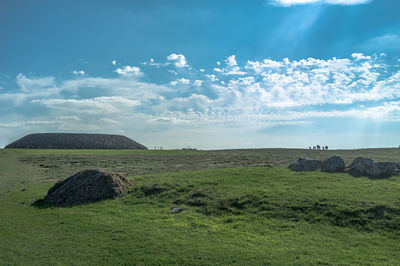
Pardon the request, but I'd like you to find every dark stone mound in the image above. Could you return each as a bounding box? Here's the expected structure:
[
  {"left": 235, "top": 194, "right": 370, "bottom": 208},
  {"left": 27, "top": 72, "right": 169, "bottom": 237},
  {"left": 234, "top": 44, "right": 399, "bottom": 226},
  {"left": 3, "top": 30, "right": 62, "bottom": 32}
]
[
  {"left": 289, "top": 157, "right": 322, "bottom": 171},
  {"left": 46, "top": 169, "right": 131, "bottom": 205},
  {"left": 5, "top": 133, "right": 147, "bottom": 149},
  {"left": 347, "top": 157, "right": 399, "bottom": 179},
  {"left": 321, "top": 155, "right": 346, "bottom": 173}
]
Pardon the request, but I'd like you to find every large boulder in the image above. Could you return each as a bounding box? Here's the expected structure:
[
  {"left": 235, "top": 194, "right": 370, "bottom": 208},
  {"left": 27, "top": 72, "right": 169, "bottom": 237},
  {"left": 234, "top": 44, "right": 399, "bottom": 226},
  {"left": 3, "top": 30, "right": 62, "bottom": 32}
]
[
  {"left": 289, "top": 157, "right": 322, "bottom": 171},
  {"left": 347, "top": 157, "right": 399, "bottom": 179},
  {"left": 376, "top": 162, "right": 399, "bottom": 178},
  {"left": 347, "top": 157, "right": 379, "bottom": 178},
  {"left": 46, "top": 169, "right": 131, "bottom": 205},
  {"left": 321, "top": 155, "right": 346, "bottom": 173}
]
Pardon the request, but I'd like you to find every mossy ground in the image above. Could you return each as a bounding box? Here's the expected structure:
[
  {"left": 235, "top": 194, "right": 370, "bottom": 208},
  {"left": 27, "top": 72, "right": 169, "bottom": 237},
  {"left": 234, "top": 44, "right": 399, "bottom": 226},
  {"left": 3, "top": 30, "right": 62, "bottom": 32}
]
[{"left": 1, "top": 148, "right": 400, "bottom": 265}]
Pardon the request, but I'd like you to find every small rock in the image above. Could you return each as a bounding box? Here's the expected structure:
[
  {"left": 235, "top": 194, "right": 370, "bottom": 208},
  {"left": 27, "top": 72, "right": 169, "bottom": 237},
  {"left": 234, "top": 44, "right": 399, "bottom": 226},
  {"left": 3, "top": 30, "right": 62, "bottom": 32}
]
[{"left": 171, "top": 207, "right": 182, "bottom": 214}]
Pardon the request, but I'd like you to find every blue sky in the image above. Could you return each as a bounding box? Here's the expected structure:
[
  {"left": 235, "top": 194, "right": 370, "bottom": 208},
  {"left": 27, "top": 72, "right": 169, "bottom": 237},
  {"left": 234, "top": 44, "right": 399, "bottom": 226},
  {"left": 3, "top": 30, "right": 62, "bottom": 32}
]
[{"left": 1, "top": 0, "right": 400, "bottom": 149}]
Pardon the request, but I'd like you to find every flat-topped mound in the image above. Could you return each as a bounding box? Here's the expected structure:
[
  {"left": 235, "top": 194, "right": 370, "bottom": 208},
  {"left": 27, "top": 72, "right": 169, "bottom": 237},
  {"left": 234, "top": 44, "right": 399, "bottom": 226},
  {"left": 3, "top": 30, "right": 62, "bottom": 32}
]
[{"left": 5, "top": 133, "right": 147, "bottom": 149}]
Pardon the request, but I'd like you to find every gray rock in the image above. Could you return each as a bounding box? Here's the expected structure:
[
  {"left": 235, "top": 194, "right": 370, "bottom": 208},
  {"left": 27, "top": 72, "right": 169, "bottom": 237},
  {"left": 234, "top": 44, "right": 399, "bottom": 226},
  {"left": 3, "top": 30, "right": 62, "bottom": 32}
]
[
  {"left": 347, "top": 157, "right": 399, "bottom": 179},
  {"left": 46, "top": 169, "right": 131, "bottom": 205},
  {"left": 376, "top": 162, "right": 398, "bottom": 178},
  {"left": 171, "top": 207, "right": 182, "bottom": 214},
  {"left": 289, "top": 157, "right": 322, "bottom": 171},
  {"left": 348, "top": 157, "right": 375, "bottom": 178},
  {"left": 365, "top": 163, "right": 382, "bottom": 179},
  {"left": 347, "top": 162, "right": 365, "bottom": 177},
  {"left": 321, "top": 155, "right": 346, "bottom": 173}
]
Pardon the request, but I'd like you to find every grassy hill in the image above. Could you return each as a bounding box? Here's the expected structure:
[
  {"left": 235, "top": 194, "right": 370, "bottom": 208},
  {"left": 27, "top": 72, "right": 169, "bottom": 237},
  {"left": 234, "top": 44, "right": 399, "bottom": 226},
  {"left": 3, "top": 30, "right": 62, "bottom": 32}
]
[{"left": 1, "top": 148, "right": 400, "bottom": 264}]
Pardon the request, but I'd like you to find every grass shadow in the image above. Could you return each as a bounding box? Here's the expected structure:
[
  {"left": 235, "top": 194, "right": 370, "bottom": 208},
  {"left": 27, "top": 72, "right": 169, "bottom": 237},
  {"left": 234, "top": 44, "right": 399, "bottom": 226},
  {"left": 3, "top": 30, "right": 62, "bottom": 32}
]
[{"left": 30, "top": 198, "right": 74, "bottom": 209}]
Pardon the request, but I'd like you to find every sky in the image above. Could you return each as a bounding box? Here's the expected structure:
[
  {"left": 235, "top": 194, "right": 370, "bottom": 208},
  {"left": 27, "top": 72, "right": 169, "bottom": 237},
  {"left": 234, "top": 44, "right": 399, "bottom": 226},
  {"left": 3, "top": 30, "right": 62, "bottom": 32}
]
[{"left": 1, "top": 0, "right": 400, "bottom": 149}]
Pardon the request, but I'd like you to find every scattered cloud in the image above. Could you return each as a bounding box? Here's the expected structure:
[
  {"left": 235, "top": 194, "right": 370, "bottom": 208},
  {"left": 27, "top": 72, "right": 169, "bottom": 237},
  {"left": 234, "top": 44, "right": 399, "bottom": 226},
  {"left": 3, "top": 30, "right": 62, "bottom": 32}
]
[
  {"left": 193, "top": 80, "right": 203, "bottom": 87},
  {"left": 213, "top": 55, "right": 246, "bottom": 75},
  {"left": 2, "top": 52, "right": 400, "bottom": 149},
  {"left": 226, "top": 55, "right": 238, "bottom": 67},
  {"left": 114, "top": 65, "right": 143, "bottom": 77},
  {"left": 167, "top": 53, "right": 188, "bottom": 68},
  {"left": 16, "top": 73, "right": 55, "bottom": 92},
  {"left": 143, "top": 58, "right": 169, "bottom": 68},
  {"left": 170, "top": 78, "right": 190, "bottom": 86},
  {"left": 32, "top": 96, "right": 140, "bottom": 115},
  {"left": 72, "top": 70, "right": 85, "bottom": 76}
]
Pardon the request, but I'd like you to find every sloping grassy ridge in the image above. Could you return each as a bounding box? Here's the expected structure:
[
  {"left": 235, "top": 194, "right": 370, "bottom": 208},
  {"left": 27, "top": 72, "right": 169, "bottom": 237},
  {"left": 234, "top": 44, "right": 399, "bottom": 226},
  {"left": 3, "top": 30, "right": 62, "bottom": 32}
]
[{"left": 127, "top": 167, "right": 400, "bottom": 233}]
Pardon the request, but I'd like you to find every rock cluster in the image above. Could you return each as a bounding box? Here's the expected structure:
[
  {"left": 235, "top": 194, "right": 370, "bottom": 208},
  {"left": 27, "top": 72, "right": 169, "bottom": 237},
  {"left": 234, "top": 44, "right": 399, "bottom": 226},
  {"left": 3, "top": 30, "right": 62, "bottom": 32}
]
[
  {"left": 347, "top": 157, "right": 399, "bottom": 179},
  {"left": 289, "top": 155, "right": 399, "bottom": 179},
  {"left": 46, "top": 169, "right": 131, "bottom": 205}
]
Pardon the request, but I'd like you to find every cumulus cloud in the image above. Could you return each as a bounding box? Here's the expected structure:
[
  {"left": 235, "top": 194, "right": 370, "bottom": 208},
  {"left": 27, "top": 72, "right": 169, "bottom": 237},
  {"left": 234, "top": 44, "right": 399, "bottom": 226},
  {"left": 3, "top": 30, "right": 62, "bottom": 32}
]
[
  {"left": 114, "top": 66, "right": 143, "bottom": 77},
  {"left": 226, "top": 55, "right": 238, "bottom": 67},
  {"left": 72, "top": 70, "right": 85, "bottom": 76},
  {"left": 167, "top": 53, "right": 188, "bottom": 68},
  {"left": 143, "top": 58, "right": 169, "bottom": 68},
  {"left": 213, "top": 55, "right": 246, "bottom": 75},
  {"left": 193, "top": 80, "right": 203, "bottom": 87},
  {"left": 270, "top": 0, "right": 371, "bottom": 6},
  {"left": 170, "top": 78, "right": 190, "bottom": 86}
]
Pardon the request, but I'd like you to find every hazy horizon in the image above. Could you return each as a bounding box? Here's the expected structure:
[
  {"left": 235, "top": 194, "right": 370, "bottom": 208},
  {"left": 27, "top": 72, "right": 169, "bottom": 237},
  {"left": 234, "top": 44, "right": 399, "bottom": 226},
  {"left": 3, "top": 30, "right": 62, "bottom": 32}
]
[{"left": 1, "top": 0, "right": 400, "bottom": 149}]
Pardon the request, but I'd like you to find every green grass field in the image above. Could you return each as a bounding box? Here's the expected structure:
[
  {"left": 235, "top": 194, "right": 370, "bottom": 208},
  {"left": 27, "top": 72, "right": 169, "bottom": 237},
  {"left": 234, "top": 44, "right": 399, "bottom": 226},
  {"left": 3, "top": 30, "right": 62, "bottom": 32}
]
[{"left": 1, "top": 148, "right": 400, "bottom": 265}]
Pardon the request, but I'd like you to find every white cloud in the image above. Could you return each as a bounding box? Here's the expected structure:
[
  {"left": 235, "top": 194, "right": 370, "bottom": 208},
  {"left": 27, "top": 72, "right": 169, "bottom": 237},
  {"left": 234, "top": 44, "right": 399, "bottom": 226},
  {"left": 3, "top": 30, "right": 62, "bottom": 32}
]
[
  {"left": 167, "top": 53, "right": 188, "bottom": 68},
  {"left": 170, "top": 78, "right": 190, "bottom": 86},
  {"left": 114, "top": 66, "right": 143, "bottom": 77},
  {"left": 3, "top": 52, "right": 400, "bottom": 149},
  {"left": 226, "top": 55, "right": 238, "bottom": 67},
  {"left": 16, "top": 73, "right": 55, "bottom": 92},
  {"left": 144, "top": 58, "right": 169, "bottom": 68},
  {"left": 205, "top": 74, "right": 219, "bottom": 82},
  {"left": 33, "top": 96, "right": 140, "bottom": 115},
  {"left": 351, "top": 53, "right": 371, "bottom": 61},
  {"left": 193, "top": 80, "right": 203, "bottom": 87},
  {"left": 72, "top": 70, "right": 85, "bottom": 76},
  {"left": 212, "top": 55, "right": 246, "bottom": 75},
  {"left": 270, "top": 0, "right": 371, "bottom": 6}
]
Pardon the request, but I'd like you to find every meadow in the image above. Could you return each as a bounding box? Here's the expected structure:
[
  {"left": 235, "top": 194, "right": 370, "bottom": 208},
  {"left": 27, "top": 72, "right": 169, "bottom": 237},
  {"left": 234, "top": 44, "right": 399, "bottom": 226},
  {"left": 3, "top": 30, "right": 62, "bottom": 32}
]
[{"left": 1, "top": 148, "right": 400, "bottom": 265}]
